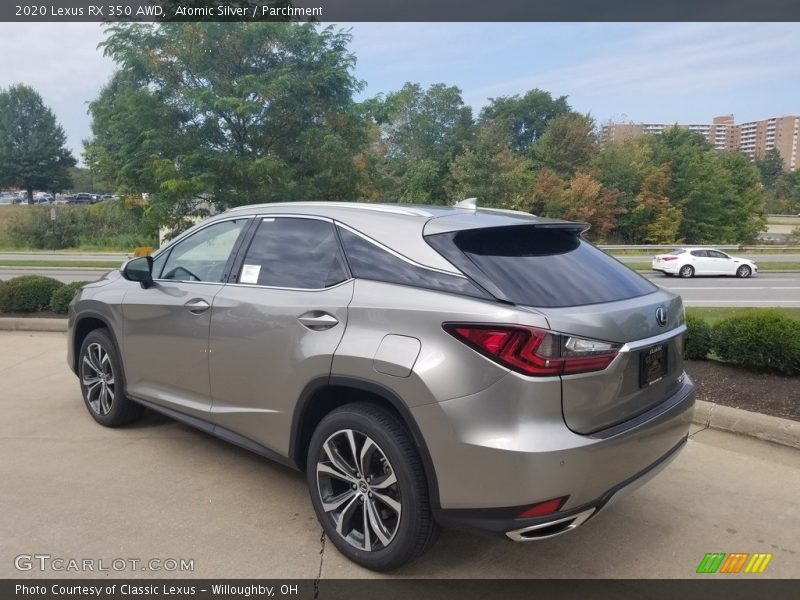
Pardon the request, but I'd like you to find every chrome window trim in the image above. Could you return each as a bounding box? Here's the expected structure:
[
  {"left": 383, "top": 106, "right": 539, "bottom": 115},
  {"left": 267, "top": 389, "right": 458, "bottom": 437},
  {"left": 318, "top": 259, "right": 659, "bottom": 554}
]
[{"left": 222, "top": 279, "right": 353, "bottom": 293}]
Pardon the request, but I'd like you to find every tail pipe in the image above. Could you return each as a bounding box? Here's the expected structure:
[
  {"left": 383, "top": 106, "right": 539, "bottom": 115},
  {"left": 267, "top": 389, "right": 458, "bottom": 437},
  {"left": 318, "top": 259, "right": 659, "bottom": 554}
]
[{"left": 505, "top": 508, "right": 596, "bottom": 542}]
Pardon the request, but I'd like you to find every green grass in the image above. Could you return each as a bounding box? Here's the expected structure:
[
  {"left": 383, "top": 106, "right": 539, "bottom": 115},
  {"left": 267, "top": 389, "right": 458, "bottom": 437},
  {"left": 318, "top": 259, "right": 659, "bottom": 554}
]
[
  {"left": 627, "top": 261, "right": 800, "bottom": 271},
  {"left": 0, "top": 259, "right": 122, "bottom": 268},
  {"left": 686, "top": 306, "right": 800, "bottom": 325}
]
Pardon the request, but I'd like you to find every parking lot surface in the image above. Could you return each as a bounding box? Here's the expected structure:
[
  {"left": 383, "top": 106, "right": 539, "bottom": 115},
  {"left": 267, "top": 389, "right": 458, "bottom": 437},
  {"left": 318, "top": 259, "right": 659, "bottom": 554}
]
[{"left": 1, "top": 332, "right": 798, "bottom": 579}]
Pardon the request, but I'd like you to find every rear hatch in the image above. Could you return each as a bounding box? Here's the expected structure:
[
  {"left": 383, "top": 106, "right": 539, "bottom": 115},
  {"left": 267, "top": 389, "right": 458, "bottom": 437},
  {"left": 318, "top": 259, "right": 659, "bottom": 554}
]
[{"left": 426, "top": 218, "right": 686, "bottom": 434}]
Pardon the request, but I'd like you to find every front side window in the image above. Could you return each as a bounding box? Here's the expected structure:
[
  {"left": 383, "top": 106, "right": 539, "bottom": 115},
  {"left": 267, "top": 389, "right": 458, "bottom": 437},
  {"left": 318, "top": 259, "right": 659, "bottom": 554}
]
[
  {"left": 160, "top": 219, "right": 248, "bottom": 283},
  {"left": 708, "top": 250, "right": 729, "bottom": 259},
  {"left": 238, "top": 217, "right": 349, "bottom": 289}
]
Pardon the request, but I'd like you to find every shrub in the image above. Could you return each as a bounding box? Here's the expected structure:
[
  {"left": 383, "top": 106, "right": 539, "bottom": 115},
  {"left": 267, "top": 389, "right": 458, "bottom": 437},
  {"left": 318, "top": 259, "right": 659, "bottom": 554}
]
[
  {"left": 49, "top": 281, "right": 89, "bottom": 314},
  {"left": 0, "top": 276, "right": 64, "bottom": 313},
  {"left": 684, "top": 314, "right": 712, "bottom": 360},
  {"left": 711, "top": 310, "right": 800, "bottom": 375}
]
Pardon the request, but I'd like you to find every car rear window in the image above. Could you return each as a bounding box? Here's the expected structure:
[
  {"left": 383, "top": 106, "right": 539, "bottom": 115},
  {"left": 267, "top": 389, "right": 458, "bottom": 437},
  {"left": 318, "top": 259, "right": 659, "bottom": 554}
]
[
  {"left": 667, "top": 249, "right": 686, "bottom": 255},
  {"left": 427, "top": 225, "right": 657, "bottom": 307}
]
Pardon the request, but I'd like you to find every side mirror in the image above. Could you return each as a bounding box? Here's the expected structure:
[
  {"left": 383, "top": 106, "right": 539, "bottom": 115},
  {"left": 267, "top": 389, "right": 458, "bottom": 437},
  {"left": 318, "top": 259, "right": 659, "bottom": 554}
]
[{"left": 122, "top": 256, "right": 154, "bottom": 288}]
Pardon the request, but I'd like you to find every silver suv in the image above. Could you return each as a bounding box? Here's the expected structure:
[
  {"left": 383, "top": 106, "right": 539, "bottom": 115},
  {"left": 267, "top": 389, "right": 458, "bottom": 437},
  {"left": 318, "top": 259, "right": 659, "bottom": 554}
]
[{"left": 68, "top": 202, "right": 695, "bottom": 570}]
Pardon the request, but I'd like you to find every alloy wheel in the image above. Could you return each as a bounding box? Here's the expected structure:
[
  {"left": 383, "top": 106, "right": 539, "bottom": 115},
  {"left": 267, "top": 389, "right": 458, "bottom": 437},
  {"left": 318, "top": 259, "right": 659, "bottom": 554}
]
[
  {"left": 737, "top": 265, "right": 751, "bottom": 278},
  {"left": 315, "top": 429, "right": 401, "bottom": 552},
  {"left": 81, "top": 342, "right": 115, "bottom": 416}
]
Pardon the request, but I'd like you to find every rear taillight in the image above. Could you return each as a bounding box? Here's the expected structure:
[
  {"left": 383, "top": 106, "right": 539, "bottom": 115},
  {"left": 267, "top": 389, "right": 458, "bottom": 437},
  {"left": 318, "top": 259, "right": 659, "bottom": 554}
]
[
  {"left": 661, "top": 256, "right": 678, "bottom": 261},
  {"left": 445, "top": 324, "right": 620, "bottom": 376}
]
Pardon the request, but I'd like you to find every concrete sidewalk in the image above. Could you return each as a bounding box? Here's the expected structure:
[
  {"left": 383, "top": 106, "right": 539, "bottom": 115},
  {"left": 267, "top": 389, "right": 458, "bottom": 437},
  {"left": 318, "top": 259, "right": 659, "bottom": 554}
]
[{"left": 0, "top": 331, "right": 798, "bottom": 579}]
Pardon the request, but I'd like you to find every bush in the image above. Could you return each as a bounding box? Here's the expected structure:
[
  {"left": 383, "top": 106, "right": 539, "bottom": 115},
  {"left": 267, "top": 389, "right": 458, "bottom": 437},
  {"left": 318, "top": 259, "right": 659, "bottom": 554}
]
[
  {"left": 49, "top": 281, "right": 89, "bottom": 314},
  {"left": 712, "top": 310, "right": 800, "bottom": 375},
  {"left": 684, "top": 314, "right": 712, "bottom": 360},
  {"left": 0, "top": 276, "right": 64, "bottom": 313}
]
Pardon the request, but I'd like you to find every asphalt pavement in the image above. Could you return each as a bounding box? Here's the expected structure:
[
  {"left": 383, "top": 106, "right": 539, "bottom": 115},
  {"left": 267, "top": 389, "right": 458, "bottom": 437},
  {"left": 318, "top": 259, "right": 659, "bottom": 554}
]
[
  {"left": 617, "top": 253, "right": 800, "bottom": 263},
  {"left": 0, "top": 331, "right": 798, "bottom": 579}
]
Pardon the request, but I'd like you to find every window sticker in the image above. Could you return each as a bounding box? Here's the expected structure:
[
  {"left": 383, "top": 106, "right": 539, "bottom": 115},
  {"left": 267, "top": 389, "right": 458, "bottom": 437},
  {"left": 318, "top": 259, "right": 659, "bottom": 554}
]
[{"left": 240, "top": 264, "right": 261, "bottom": 284}]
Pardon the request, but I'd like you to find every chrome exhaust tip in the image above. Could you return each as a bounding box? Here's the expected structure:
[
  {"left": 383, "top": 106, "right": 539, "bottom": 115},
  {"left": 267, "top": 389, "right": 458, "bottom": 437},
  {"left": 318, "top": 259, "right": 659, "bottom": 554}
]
[{"left": 505, "top": 507, "right": 596, "bottom": 542}]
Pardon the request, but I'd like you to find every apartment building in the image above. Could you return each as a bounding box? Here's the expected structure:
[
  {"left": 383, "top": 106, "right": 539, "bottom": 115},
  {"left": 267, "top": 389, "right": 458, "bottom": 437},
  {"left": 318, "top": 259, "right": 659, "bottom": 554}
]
[{"left": 601, "top": 114, "right": 799, "bottom": 171}]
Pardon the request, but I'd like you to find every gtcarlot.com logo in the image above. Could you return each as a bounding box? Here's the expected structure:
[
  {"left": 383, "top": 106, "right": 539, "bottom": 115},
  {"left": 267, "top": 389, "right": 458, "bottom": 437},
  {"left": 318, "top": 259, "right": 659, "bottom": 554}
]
[
  {"left": 696, "top": 552, "right": 773, "bottom": 574},
  {"left": 14, "top": 554, "right": 194, "bottom": 573}
]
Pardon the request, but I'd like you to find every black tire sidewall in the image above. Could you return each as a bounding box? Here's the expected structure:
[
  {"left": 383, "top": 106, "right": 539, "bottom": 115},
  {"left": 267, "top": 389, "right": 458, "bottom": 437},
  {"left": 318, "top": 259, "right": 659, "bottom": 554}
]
[{"left": 306, "top": 405, "right": 429, "bottom": 571}]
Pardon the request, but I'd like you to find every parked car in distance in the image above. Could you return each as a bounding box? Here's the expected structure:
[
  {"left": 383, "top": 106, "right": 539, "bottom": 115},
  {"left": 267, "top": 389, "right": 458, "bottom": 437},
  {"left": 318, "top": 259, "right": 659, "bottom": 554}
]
[
  {"left": 652, "top": 248, "right": 758, "bottom": 278},
  {"left": 68, "top": 201, "right": 695, "bottom": 570},
  {"left": 70, "top": 193, "right": 97, "bottom": 205}
]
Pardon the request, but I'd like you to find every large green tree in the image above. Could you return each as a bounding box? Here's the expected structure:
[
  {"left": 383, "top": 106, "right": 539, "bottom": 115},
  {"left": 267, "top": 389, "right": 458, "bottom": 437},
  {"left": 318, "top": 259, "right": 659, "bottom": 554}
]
[
  {"left": 369, "top": 83, "right": 474, "bottom": 203},
  {"left": 532, "top": 113, "right": 597, "bottom": 178},
  {"left": 89, "top": 22, "right": 366, "bottom": 226},
  {"left": 0, "top": 84, "right": 76, "bottom": 203},
  {"left": 755, "top": 147, "right": 785, "bottom": 191},
  {"left": 479, "top": 89, "right": 573, "bottom": 155}
]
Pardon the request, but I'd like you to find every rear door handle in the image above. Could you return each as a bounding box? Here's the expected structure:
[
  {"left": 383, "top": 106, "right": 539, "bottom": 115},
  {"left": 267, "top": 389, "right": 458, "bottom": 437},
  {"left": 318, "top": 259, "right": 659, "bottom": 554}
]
[
  {"left": 297, "top": 312, "right": 339, "bottom": 331},
  {"left": 184, "top": 298, "right": 210, "bottom": 314}
]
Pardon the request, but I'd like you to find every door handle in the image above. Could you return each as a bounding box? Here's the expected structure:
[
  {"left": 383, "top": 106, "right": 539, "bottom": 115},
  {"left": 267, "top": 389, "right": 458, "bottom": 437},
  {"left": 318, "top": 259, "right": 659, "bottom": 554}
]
[
  {"left": 297, "top": 312, "right": 339, "bottom": 330},
  {"left": 184, "top": 298, "right": 210, "bottom": 314}
]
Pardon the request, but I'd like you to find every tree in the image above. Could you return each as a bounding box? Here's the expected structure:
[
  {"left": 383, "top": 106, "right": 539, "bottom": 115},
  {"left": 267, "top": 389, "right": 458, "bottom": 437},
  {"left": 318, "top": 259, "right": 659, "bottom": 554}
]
[
  {"left": 532, "top": 114, "right": 597, "bottom": 178},
  {"left": 0, "top": 84, "right": 76, "bottom": 203},
  {"left": 756, "top": 147, "right": 785, "bottom": 190},
  {"left": 479, "top": 89, "right": 573, "bottom": 155},
  {"left": 450, "top": 121, "right": 536, "bottom": 209},
  {"left": 371, "top": 82, "right": 474, "bottom": 202},
  {"left": 90, "top": 22, "right": 366, "bottom": 224},
  {"left": 773, "top": 171, "right": 800, "bottom": 214}
]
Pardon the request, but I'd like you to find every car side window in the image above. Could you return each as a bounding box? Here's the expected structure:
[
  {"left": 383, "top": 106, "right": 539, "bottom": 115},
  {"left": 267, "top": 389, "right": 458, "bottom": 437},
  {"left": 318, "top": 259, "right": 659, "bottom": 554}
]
[
  {"left": 690, "top": 250, "right": 707, "bottom": 258},
  {"left": 237, "top": 217, "right": 349, "bottom": 289},
  {"left": 709, "top": 251, "right": 728, "bottom": 259},
  {"left": 160, "top": 219, "right": 248, "bottom": 283},
  {"left": 338, "top": 226, "right": 488, "bottom": 298}
]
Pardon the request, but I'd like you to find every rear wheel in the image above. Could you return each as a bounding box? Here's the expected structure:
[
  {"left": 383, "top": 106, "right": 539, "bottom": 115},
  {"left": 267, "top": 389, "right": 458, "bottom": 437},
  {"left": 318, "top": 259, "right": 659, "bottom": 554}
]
[
  {"left": 306, "top": 403, "right": 437, "bottom": 571},
  {"left": 736, "top": 265, "right": 752, "bottom": 278},
  {"left": 679, "top": 265, "right": 694, "bottom": 278},
  {"left": 79, "top": 329, "right": 143, "bottom": 427}
]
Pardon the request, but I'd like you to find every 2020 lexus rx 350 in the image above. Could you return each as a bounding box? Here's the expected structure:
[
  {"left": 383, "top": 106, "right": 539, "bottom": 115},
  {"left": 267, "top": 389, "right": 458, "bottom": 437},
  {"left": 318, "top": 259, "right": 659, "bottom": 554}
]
[{"left": 68, "top": 202, "right": 695, "bottom": 570}]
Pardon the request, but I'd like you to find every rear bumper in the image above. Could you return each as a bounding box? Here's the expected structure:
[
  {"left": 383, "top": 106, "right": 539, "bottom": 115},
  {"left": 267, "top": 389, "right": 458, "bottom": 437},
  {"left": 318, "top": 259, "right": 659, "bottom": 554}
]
[
  {"left": 652, "top": 262, "right": 679, "bottom": 274},
  {"left": 414, "top": 372, "right": 695, "bottom": 532}
]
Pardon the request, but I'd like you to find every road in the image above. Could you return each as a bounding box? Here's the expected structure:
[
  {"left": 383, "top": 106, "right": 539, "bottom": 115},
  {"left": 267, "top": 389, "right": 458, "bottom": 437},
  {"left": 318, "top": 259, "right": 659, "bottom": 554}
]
[
  {"left": 0, "top": 252, "right": 128, "bottom": 262},
  {"left": 0, "top": 331, "right": 798, "bottom": 579},
  {"left": 2, "top": 269, "right": 798, "bottom": 307},
  {"left": 653, "top": 272, "right": 800, "bottom": 307}
]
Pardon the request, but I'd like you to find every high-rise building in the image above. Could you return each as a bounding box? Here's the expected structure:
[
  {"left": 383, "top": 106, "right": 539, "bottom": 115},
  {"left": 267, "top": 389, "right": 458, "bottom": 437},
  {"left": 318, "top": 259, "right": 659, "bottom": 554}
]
[{"left": 601, "top": 114, "right": 799, "bottom": 171}]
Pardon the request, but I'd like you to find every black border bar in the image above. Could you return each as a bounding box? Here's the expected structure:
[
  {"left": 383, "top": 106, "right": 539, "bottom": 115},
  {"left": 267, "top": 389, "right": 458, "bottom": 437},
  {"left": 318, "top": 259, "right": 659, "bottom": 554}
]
[{"left": 2, "top": 0, "right": 800, "bottom": 22}]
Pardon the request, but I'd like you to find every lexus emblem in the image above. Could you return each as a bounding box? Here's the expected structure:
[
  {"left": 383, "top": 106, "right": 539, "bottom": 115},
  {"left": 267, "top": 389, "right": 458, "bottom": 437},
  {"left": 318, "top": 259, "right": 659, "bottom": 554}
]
[{"left": 655, "top": 306, "right": 668, "bottom": 327}]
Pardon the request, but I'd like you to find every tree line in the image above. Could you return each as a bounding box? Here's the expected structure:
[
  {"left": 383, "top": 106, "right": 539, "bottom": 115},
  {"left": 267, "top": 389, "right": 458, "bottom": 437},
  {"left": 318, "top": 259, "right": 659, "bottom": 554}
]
[{"left": 2, "top": 22, "right": 799, "bottom": 243}]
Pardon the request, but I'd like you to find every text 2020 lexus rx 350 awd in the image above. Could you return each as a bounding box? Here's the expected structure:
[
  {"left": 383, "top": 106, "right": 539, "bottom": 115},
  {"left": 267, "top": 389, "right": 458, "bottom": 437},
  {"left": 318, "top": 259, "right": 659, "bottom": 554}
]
[{"left": 68, "top": 201, "right": 695, "bottom": 570}]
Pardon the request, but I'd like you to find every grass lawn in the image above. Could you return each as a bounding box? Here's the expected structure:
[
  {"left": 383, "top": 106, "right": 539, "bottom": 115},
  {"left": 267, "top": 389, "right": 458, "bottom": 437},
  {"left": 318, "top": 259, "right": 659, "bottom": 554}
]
[{"left": 686, "top": 306, "right": 800, "bottom": 325}]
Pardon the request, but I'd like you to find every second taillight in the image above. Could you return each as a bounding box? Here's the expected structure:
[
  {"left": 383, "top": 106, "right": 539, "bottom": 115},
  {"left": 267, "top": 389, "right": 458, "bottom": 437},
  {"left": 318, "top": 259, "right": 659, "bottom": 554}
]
[{"left": 445, "top": 324, "right": 620, "bottom": 376}]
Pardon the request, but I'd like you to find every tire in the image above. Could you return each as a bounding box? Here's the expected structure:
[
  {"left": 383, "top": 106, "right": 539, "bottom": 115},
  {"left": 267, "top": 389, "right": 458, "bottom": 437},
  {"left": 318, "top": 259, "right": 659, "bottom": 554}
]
[
  {"left": 306, "top": 403, "right": 438, "bottom": 571},
  {"left": 736, "top": 265, "right": 752, "bottom": 278},
  {"left": 679, "top": 265, "right": 694, "bottom": 278},
  {"left": 78, "top": 329, "right": 143, "bottom": 427}
]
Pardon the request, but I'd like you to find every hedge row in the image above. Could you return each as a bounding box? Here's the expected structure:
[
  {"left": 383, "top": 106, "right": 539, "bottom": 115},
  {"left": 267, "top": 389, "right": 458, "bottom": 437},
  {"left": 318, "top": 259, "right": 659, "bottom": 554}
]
[
  {"left": 685, "top": 310, "right": 800, "bottom": 375},
  {"left": 0, "top": 276, "right": 88, "bottom": 314}
]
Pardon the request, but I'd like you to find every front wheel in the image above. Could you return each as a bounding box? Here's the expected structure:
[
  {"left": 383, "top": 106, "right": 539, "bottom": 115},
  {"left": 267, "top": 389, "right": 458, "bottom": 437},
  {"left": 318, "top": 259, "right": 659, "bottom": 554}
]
[
  {"left": 306, "top": 403, "right": 438, "bottom": 571},
  {"left": 78, "top": 329, "right": 143, "bottom": 427},
  {"left": 679, "top": 265, "right": 694, "bottom": 278},
  {"left": 736, "top": 265, "right": 752, "bottom": 278}
]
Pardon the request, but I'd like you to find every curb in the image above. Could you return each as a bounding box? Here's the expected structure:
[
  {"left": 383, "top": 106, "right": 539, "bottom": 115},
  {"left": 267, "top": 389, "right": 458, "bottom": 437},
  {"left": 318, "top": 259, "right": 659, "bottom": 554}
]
[
  {"left": 692, "top": 400, "right": 800, "bottom": 450},
  {"left": 0, "top": 317, "right": 67, "bottom": 332}
]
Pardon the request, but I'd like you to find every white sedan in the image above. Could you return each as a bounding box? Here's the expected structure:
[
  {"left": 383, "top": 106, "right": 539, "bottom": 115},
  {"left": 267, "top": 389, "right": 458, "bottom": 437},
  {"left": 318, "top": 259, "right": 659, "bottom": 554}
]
[{"left": 652, "top": 248, "right": 758, "bottom": 278}]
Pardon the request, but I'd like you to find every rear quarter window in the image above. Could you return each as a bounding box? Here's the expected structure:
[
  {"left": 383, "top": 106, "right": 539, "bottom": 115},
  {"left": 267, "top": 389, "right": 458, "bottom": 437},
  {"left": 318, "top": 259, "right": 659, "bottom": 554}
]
[{"left": 427, "top": 225, "right": 657, "bottom": 307}]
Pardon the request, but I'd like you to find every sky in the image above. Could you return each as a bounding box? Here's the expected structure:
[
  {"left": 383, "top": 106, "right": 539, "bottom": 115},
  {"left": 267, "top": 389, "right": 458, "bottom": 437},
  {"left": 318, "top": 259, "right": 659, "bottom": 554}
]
[{"left": 0, "top": 22, "right": 798, "bottom": 161}]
